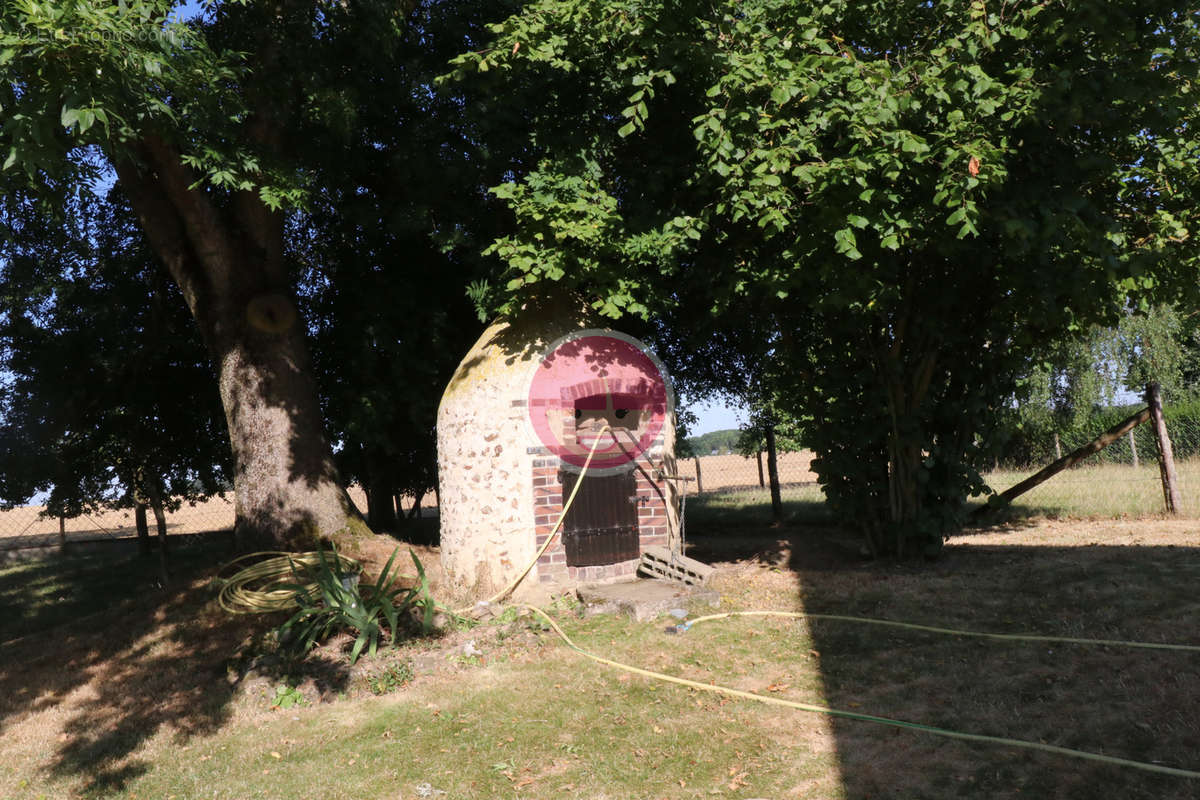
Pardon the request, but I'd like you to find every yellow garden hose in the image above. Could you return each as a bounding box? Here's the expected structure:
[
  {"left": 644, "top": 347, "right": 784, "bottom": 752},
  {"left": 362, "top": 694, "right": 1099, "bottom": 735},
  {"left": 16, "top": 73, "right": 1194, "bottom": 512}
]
[
  {"left": 208, "top": 429, "right": 1200, "bottom": 780},
  {"left": 460, "top": 424, "right": 616, "bottom": 612},
  {"left": 685, "top": 610, "right": 1200, "bottom": 653},
  {"left": 216, "top": 550, "right": 361, "bottom": 614},
  {"left": 521, "top": 605, "right": 1200, "bottom": 780}
]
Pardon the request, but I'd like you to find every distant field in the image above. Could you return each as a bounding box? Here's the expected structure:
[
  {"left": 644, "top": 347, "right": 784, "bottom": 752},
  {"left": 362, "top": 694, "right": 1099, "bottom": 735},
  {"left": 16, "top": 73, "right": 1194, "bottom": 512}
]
[
  {"left": 0, "top": 453, "right": 811, "bottom": 550},
  {"left": 982, "top": 459, "right": 1198, "bottom": 517},
  {"left": 2, "top": 453, "right": 1192, "bottom": 552},
  {"left": 0, "top": 487, "right": 429, "bottom": 551},
  {"left": 676, "top": 450, "right": 816, "bottom": 493}
]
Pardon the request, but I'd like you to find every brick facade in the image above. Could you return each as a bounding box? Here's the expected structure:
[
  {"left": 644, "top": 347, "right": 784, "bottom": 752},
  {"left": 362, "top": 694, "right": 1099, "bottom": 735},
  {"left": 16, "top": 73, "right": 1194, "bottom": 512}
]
[{"left": 532, "top": 442, "right": 673, "bottom": 586}]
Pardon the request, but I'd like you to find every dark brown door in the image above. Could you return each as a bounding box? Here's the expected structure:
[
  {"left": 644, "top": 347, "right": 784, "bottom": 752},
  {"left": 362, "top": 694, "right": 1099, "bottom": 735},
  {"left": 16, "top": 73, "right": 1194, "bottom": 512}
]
[{"left": 559, "top": 469, "right": 640, "bottom": 566}]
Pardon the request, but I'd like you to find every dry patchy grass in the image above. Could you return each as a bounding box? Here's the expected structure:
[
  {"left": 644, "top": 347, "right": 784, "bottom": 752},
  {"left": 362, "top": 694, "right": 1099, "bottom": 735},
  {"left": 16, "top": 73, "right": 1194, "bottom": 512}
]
[{"left": 2, "top": 517, "right": 1199, "bottom": 799}]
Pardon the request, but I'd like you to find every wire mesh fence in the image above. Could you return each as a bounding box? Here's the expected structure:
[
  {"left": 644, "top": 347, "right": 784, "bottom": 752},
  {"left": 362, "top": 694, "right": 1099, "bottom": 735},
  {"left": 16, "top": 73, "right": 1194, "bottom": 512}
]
[
  {"left": 983, "top": 414, "right": 1199, "bottom": 518},
  {"left": 676, "top": 450, "right": 816, "bottom": 495},
  {"left": 680, "top": 413, "right": 1199, "bottom": 519},
  {"left": 3, "top": 415, "right": 1195, "bottom": 557},
  {"left": 0, "top": 497, "right": 236, "bottom": 557},
  {"left": 0, "top": 486, "right": 439, "bottom": 558}
]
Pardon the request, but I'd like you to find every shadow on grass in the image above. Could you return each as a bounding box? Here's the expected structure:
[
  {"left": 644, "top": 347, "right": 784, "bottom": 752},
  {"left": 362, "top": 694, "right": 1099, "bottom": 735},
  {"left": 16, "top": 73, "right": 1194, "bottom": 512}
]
[
  {"left": 0, "top": 542, "right": 353, "bottom": 796},
  {"left": 682, "top": 489, "right": 1199, "bottom": 798},
  {"left": 758, "top": 533, "right": 1200, "bottom": 800}
]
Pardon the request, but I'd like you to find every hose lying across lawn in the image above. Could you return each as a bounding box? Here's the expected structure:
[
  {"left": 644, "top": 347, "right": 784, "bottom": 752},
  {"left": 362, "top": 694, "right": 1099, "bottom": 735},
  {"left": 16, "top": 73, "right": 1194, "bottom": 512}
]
[
  {"left": 215, "top": 549, "right": 1200, "bottom": 779},
  {"left": 522, "top": 605, "right": 1200, "bottom": 780},
  {"left": 212, "top": 421, "right": 1199, "bottom": 781}
]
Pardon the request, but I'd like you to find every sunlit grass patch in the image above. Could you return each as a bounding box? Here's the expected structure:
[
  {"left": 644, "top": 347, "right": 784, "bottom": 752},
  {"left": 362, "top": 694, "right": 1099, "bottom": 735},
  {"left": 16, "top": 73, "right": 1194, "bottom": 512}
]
[
  {"left": 982, "top": 458, "right": 1200, "bottom": 518},
  {"left": 90, "top": 610, "right": 844, "bottom": 800}
]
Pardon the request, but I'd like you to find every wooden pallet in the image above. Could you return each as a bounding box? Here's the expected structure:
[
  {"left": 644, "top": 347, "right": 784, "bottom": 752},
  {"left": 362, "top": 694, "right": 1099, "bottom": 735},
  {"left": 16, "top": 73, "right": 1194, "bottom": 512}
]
[{"left": 637, "top": 545, "right": 714, "bottom": 586}]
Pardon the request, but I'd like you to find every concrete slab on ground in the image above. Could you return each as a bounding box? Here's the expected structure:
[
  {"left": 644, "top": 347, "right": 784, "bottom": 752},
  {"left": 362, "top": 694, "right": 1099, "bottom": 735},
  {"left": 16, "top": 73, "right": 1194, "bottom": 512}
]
[{"left": 576, "top": 578, "right": 719, "bottom": 622}]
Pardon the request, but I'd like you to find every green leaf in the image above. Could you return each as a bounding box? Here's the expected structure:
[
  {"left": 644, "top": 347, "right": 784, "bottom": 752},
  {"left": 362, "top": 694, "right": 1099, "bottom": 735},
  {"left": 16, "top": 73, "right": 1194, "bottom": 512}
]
[
  {"left": 617, "top": 121, "right": 636, "bottom": 138},
  {"left": 61, "top": 106, "right": 81, "bottom": 129}
]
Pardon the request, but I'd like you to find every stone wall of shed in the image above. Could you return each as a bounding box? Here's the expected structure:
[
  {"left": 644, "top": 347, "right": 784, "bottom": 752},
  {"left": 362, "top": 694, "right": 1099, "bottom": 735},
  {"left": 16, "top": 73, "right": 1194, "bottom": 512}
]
[
  {"left": 437, "top": 302, "right": 591, "bottom": 597},
  {"left": 437, "top": 301, "right": 679, "bottom": 599}
]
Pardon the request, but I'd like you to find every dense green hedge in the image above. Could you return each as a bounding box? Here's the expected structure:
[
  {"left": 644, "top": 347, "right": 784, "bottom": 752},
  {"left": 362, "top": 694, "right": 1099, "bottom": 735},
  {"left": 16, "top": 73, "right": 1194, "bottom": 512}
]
[{"left": 996, "top": 397, "right": 1200, "bottom": 469}]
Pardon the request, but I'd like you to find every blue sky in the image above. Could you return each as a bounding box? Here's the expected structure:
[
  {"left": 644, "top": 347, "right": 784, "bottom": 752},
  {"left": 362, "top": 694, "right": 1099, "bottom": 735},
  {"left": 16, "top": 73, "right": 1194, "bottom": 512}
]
[{"left": 685, "top": 396, "right": 746, "bottom": 435}]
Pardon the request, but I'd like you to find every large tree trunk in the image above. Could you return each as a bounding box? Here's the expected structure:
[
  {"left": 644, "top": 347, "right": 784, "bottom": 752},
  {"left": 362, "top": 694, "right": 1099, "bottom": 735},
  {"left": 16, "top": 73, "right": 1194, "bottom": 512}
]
[
  {"left": 365, "top": 464, "right": 399, "bottom": 531},
  {"left": 763, "top": 418, "right": 783, "bottom": 524},
  {"left": 113, "top": 140, "right": 366, "bottom": 551},
  {"left": 210, "top": 300, "right": 361, "bottom": 549},
  {"left": 146, "top": 481, "right": 171, "bottom": 586}
]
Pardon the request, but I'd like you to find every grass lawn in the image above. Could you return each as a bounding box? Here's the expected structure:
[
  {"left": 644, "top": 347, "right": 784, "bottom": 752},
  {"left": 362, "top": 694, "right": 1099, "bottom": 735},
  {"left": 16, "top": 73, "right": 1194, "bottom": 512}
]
[
  {"left": 981, "top": 459, "right": 1198, "bottom": 518},
  {"left": 2, "top": 514, "right": 1199, "bottom": 799}
]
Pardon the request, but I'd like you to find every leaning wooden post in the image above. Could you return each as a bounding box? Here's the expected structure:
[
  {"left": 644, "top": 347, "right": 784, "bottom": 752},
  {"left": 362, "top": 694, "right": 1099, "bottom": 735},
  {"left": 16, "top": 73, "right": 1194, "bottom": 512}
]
[
  {"left": 1146, "top": 382, "right": 1182, "bottom": 514},
  {"left": 693, "top": 456, "right": 704, "bottom": 495},
  {"left": 978, "top": 406, "right": 1151, "bottom": 513}
]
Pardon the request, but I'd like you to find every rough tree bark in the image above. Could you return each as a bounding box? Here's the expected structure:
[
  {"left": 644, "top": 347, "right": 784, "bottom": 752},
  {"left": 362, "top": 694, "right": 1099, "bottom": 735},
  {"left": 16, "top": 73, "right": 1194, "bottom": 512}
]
[{"left": 113, "top": 140, "right": 365, "bottom": 550}]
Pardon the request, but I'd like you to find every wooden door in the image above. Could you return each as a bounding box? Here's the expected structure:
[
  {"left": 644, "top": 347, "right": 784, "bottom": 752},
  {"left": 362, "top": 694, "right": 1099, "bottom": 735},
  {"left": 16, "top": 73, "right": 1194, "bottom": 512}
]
[{"left": 559, "top": 470, "right": 640, "bottom": 566}]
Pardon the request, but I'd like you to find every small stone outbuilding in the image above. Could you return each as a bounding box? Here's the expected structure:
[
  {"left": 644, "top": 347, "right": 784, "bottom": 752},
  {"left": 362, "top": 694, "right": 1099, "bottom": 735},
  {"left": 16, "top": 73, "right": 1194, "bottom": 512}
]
[{"left": 436, "top": 304, "right": 679, "bottom": 598}]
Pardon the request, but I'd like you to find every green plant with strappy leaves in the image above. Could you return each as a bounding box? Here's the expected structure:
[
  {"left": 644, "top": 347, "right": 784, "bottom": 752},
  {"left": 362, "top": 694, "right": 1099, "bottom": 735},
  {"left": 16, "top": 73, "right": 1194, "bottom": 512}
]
[{"left": 277, "top": 547, "right": 437, "bottom": 665}]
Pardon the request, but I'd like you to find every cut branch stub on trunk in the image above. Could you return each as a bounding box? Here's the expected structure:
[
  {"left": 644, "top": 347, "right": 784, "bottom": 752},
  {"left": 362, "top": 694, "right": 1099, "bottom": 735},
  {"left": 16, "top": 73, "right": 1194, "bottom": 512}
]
[{"left": 113, "top": 141, "right": 365, "bottom": 550}]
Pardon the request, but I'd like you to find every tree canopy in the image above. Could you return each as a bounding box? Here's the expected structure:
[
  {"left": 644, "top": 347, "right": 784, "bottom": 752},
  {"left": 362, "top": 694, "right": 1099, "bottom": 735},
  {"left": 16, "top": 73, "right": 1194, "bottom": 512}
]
[
  {"left": 0, "top": 188, "right": 230, "bottom": 519},
  {"left": 452, "top": 0, "right": 1200, "bottom": 553},
  {"left": 0, "top": 0, "right": 512, "bottom": 548}
]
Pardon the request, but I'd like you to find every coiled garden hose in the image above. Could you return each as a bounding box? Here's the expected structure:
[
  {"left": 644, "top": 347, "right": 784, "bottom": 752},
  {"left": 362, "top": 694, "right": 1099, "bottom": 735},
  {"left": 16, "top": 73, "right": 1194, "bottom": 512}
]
[{"left": 216, "top": 550, "right": 361, "bottom": 614}]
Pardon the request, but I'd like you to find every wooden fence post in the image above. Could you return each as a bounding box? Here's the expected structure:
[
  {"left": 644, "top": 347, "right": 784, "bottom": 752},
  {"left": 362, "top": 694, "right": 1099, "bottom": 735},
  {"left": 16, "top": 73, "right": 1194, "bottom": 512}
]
[
  {"left": 979, "top": 406, "right": 1151, "bottom": 512},
  {"left": 59, "top": 515, "right": 66, "bottom": 546},
  {"left": 1128, "top": 429, "right": 1139, "bottom": 469},
  {"left": 764, "top": 421, "right": 783, "bottom": 523},
  {"left": 1146, "top": 382, "right": 1182, "bottom": 514},
  {"left": 693, "top": 456, "right": 703, "bottom": 495},
  {"left": 756, "top": 450, "right": 765, "bottom": 488}
]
